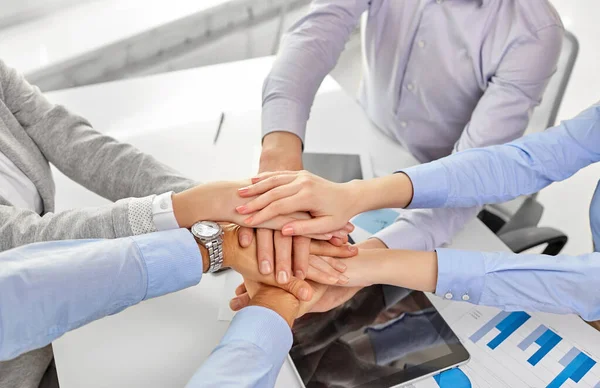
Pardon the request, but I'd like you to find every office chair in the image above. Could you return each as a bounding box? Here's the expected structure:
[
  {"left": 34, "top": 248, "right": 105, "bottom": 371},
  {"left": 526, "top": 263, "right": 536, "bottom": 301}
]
[{"left": 478, "top": 31, "right": 579, "bottom": 255}]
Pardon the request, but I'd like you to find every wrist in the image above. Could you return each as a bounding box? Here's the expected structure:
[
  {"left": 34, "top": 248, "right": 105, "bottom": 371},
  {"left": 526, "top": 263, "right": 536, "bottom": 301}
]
[
  {"left": 349, "top": 174, "right": 414, "bottom": 214},
  {"left": 249, "top": 287, "right": 300, "bottom": 327},
  {"left": 198, "top": 243, "right": 210, "bottom": 273},
  {"left": 260, "top": 132, "right": 303, "bottom": 172},
  {"left": 173, "top": 181, "right": 249, "bottom": 228}
]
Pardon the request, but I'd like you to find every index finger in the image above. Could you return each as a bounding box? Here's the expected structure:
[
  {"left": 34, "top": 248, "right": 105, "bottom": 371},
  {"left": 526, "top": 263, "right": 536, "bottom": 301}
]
[
  {"left": 252, "top": 170, "right": 300, "bottom": 183},
  {"left": 310, "top": 240, "right": 358, "bottom": 258}
]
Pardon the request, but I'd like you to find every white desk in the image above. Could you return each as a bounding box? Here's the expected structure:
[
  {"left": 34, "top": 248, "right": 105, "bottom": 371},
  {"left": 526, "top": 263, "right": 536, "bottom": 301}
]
[{"left": 47, "top": 57, "right": 600, "bottom": 388}]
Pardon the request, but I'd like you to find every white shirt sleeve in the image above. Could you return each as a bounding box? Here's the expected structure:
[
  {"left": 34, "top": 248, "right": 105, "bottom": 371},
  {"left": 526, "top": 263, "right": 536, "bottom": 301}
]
[{"left": 152, "top": 191, "right": 180, "bottom": 231}]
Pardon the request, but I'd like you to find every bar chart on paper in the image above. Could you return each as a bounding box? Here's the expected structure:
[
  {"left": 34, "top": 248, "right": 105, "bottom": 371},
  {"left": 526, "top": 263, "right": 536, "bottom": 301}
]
[{"left": 449, "top": 308, "right": 599, "bottom": 388}]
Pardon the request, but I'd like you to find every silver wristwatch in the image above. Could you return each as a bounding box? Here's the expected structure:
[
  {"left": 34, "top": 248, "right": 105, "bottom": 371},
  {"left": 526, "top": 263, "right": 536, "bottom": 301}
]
[{"left": 190, "top": 221, "right": 224, "bottom": 273}]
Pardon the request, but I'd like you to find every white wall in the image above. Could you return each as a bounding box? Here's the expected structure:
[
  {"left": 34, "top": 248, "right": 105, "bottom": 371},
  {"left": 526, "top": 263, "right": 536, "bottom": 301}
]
[{"left": 0, "top": 0, "right": 97, "bottom": 28}]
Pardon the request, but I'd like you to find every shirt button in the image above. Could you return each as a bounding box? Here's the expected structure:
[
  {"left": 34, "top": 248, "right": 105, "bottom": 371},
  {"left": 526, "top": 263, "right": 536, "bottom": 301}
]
[
  {"left": 160, "top": 200, "right": 169, "bottom": 210},
  {"left": 418, "top": 40, "right": 426, "bottom": 48},
  {"left": 400, "top": 121, "right": 408, "bottom": 128},
  {"left": 462, "top": 294, "right": 470, "bottom": 301},
  {"left": 407, "top": 83, "right": 415, "bottom": 91},
  {"left": 444, "top": 292, "right": 453, "bottom": 300}
]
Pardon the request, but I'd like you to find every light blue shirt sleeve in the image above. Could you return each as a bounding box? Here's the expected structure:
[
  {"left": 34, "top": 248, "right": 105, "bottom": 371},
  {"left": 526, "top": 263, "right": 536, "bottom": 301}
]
[
  {"left": 186, "top": 306, "right": 292, "bottom": 388},
  {"left": 399, "top": 102, "right": 600, "bottom": 320},
  {"left": 403, "top": 103, "right": 600, "bottom": 209},
  {"left": 435, "top": 249, "right": 600, "bottom": 321},
  {"left": 0, "top": 228, "right": 202, "bottom": 361}
]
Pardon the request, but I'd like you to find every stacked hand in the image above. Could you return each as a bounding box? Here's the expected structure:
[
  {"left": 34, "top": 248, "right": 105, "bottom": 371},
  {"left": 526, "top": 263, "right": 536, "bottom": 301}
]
[
  {"left": 214, "top": 224, "right": 358, "bottom": 302},
  {"left": 230, "top": 238, "right": 387, "bottom": 317}
]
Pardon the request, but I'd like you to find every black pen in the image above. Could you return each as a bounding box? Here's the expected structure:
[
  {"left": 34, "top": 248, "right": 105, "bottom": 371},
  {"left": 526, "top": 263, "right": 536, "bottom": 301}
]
[{"left": 213, "top": 112, "right": 225, "bottom": 144}]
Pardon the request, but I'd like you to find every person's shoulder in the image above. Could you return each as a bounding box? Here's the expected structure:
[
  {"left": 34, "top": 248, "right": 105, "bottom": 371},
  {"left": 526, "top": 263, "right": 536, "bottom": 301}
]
[{"left": 507, "top": 0, "right": 564, "bottom": 33}]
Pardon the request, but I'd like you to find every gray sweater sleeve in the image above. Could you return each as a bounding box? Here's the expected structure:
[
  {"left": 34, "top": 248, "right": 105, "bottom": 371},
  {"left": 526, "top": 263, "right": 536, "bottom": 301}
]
[{"left": 0, "top": 60, "right": 197, "bottom": 249}]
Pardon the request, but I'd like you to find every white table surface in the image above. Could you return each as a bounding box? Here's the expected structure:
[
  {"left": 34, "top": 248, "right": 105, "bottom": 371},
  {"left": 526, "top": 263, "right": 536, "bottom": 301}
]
[{"left": 46, "top": 57, "right": 597, "bottom": 388}]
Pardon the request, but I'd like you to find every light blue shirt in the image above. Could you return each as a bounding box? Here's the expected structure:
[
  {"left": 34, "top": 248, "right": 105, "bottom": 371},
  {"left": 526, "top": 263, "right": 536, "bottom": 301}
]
[
  {"left": 263, "top": 0, "right": 564, "bottom": 255},
  {"left": 403, "top": 102, "right": 600, "bottom": 320},
  {"left": 0, "top": 229, "right": 292, "bottom": 388}
]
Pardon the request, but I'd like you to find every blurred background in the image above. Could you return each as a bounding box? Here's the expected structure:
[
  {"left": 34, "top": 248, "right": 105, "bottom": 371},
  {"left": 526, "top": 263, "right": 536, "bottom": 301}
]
[{"left": 1, "top": 0, "right": 598, "bottom": 256}]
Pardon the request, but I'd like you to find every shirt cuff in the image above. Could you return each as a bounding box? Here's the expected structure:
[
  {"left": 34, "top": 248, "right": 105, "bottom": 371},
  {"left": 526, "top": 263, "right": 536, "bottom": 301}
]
[
  {"left": 435, "top": 248, "right": 486, "bottom": 304},
  {"left": 131, "top": 229, "right": 203, "bottom": 300},
  {"left": 399, "top": 164, "right": 450, "bottom": 209},
  {"left": 373, "top": 216, "right": 431, "bottom": 251},
  {"left": 152, "top": 191, "right": 180, "bottom": 231},
  {"left": 261, "top": 98, "right": 307, "bottom": 143},
  {"left": 127, "top": 195, "right": 158, "bottom": 235},
  {"left": 221, "top": 306, "right": 293, "bottom": 366}
]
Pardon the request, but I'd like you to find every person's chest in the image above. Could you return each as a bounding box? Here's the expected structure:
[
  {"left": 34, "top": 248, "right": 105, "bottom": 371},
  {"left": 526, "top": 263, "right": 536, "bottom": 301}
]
[
  {"left": 362, "top": 0, "right": 542, "bottom": 119},
  {"left": 0, "top": 101, "right": 52, "bottom": 213},
  {"left": 0, "top": 150, "right": 42, "bottom": 213}
]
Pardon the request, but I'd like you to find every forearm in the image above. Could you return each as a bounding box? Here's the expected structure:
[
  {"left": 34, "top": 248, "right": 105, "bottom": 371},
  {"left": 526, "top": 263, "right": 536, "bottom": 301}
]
[
  {"left": 0, "top": 229, "right": 202, "bottom": 361},
  {"left": 403, "top": 104, "right": 600, "bottom": 209},
  {"left": 348, "top": 247, "right": 600, "bottom": 321},
  {"left": 33, "top": 119, "right": 197, "bottom": 201},
  {"left": 262, "top": 0, "right": 369, "bottom": 140},
  {"left": 348, "top": 249, "right": 438, "bottom": 292},
  {"left": 0, "top": 200, "right": 144, "bottom": 250},
  {"left": 172, "top": 181, "right": 314, "bottom": 230},
  {"left": 187, "top": 291, "right": 296, "bottom": 388},
  {"left": 435, "top": 249, "right": 600, "bottom": 320}
]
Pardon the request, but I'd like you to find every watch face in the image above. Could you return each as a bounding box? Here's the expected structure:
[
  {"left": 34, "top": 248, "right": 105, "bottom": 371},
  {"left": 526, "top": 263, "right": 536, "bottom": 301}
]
[{"left": 192, "top": 221, "right": 221, "bottom": 239}]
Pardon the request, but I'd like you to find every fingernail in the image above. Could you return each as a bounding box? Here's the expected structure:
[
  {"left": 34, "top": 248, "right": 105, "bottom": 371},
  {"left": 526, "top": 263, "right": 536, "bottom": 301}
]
[
  {"left": 295, "top": 270, "right": 305, "bottom": 280},
  {"left": 251, "top": 177, "right": 260, "bottom": 183},
  {"left": 348, "top": 245, "right": 357, "bottom": 252},
  {"left": 277, "top": 271, "right": 289, "bottom": 284},
  {"left": 244, "top": 216, "right": 254, "bottom": 225},
  {"left": 238, "top": 187, "right": 249, "bottom": 195},
  {"left": 260, "top": 260, "right": 272, "bottom": 274},
  {"left": 230, "top": 298, "right": 240, "bottom": 310},
  {"left": 335, "top": 261, "right": 347, "bottom": 271},
  {"left": 324, "top": 233, "right": 333, "bottom": 239},
  {"left": 339, "top": 275, "right": 350, "bottom": 284},
  {"left": 236, "top": 205, "right": 248, "bottom": 214},
  {"left": 240, "top": 235, "right": 250, "bottom": 246},
  {"left": 335, "top": 230, "right": 348, "bottom": 238},
  {"left": 299, "top": 288, "right": 309, "bottom": 301},
  {"left": 328, "top": 275, "right": 339, "bottom": 283},
  {"left": 282, "top": 226, "right": 294, "bottom": 236}
]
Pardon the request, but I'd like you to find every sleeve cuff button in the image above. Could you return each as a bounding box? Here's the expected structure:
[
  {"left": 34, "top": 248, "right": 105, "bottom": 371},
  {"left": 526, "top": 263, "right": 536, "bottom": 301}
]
[
  {"left": 444, "top": 292, "right": 453, "bottom": 300},
  {"left": 462, "top": 294, "right": 470, "bottom": 301}
]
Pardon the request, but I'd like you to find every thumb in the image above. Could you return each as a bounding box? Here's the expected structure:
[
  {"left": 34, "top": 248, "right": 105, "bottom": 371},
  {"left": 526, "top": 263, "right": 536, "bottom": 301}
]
[{"left": 281, "top": 277, "right": 313, "bottom": 302}]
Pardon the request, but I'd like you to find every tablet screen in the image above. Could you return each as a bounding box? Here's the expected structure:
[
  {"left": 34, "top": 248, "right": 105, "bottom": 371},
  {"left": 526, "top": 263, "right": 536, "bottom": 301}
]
[
  {"left": 302, "top": 152, "right": 364, "bottom": 182},
  {"left": 290, "top": 285, "right": 470, "bottom": 388}
]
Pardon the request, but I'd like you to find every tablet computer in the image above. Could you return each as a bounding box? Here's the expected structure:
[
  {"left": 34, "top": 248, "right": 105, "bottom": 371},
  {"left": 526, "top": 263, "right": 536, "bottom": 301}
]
[
  {"left": 289, "top": 286, "right": 470, "bottom": 388},
  {"left": 302, "top": 152, "right": 373, "bottom": 182}
]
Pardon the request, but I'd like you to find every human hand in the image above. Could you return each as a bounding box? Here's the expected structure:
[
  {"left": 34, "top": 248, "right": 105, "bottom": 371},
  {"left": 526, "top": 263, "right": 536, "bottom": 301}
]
[
  {"left": 230, "top": 238, "right": 387, "bottom": 313},
  {"left": 237, "top": 227, "right": 357, "bottom": 285},
  {"left": 221, "top": 224, "right": 355, "bottom": 300},
  {"left": 236, "top": 170, "right": 361, "bottom": 236},
  {"left": 172, "top": 181, "right": 350, "bottom": 240},
  {"left": 245, "top": 283, "right": 301, "bottom": 328},
  {"left": 232, "top": 279, "right": 329, "bottom": 320}
]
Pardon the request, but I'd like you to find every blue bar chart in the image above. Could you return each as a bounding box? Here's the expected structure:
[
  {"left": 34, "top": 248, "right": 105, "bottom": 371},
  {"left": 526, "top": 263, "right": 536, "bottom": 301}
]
[
  {"left": 548, "top": 349, "right": 597, "bottom": 388},
  {"left": 469, "top": 311, "right": 531, "bottom": 350},
  {"left": 518, "top": 324, "right": 563, "bottom": 366},
  {"left": 464, "top": 310, "right": 600, "bottom": 388}
]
